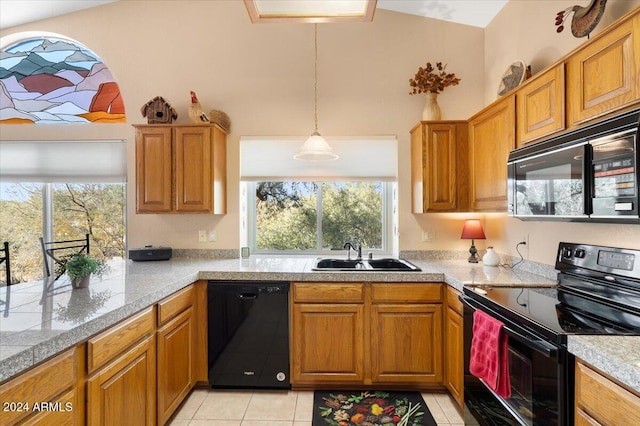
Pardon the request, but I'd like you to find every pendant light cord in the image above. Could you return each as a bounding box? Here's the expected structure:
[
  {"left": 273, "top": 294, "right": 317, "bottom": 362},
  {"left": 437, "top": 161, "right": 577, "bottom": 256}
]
[{"left": 313, "top": 23, "right": 319, "bottom": 134}]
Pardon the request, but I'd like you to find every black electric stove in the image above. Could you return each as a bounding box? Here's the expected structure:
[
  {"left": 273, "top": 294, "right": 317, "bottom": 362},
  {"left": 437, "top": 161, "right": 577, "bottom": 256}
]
[
  {"left": 461, "top": 242, "right": 640, "bottom": 426},
  {"left": 464, "top": 242, "right": 640, "bottom": 343}
]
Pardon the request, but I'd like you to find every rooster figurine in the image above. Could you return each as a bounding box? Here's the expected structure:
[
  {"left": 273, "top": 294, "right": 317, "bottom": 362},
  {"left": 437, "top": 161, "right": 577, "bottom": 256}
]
[
  {"left": 189, "top": 91, "right": 210, "bottom": 123},
  {"left": 555, "top": 0, "right": 607, "bottom": 38}
]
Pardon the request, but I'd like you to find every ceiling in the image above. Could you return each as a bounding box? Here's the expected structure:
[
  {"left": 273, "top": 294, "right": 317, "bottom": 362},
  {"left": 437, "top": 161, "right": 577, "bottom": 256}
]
[{"left": 0, "top": 0, "right": 508, "bottom": 30}]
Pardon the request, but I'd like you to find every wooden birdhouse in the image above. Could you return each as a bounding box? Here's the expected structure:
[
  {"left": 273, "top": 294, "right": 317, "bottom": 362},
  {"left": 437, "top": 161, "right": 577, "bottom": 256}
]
[{"left": 140, "top": 96, "right": 178, "bottom": 124}]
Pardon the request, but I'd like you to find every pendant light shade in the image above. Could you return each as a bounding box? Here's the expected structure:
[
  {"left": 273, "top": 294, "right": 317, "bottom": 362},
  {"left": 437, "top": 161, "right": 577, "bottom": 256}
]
[{"left": 295, "top": 24, "right": 338, "bottom": 161}]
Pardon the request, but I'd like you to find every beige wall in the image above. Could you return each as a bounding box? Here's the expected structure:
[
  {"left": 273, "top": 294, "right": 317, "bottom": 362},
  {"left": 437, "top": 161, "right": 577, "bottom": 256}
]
[
  {"left": 0, "top": 0, "right": 485, "bottom": 252},
  {"left": 1, "top": 1, "right": 639, "bottom": 266}
]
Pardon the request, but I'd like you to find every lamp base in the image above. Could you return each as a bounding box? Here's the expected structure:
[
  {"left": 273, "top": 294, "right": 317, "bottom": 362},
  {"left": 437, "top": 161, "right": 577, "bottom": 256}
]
[{"left": 468, "top": 240, "right": 479, "bottom": 263}]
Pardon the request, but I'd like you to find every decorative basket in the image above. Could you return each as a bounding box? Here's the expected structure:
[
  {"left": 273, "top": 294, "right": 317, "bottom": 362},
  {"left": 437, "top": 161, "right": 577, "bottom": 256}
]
[{"left": 208, "top": 109, "right": 231, "bottom": 132}]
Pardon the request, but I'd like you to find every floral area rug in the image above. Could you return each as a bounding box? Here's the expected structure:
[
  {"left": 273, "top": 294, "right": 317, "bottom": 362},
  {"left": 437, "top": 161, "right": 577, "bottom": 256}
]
[{"left": 312, "top": 390, "right": 437, "bottom": 426}]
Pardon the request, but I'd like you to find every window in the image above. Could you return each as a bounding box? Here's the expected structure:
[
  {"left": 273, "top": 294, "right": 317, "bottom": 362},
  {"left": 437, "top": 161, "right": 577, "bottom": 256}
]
[
  {"left": 0, "top": 141, "right": 126, "bottom": 284},
  {"left": 0, "top": 35, "right": 125, "bottom": 124},
  {"left": 0, "top": 182, "right": 125, "bottom": 283},
  {"left": 240, "top": 136, "right": 398, "bottom": 255},
  {"left": 246, "top": 181, "right": 393, "bottom": 253}
]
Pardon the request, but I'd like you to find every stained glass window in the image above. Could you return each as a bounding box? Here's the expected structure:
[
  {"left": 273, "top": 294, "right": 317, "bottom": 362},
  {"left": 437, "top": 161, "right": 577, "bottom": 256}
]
[{"left": 0, "top": 37, "right": 125, "bottom": 124}]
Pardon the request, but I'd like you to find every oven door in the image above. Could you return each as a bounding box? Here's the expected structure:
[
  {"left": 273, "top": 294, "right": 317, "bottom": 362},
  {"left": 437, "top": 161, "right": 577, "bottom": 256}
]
[
  {"left": 461, "top": 295, "right": 571, "bottom": 426},
  {"left": 508, "top": 143, "right": 589, "bottom": 219}
]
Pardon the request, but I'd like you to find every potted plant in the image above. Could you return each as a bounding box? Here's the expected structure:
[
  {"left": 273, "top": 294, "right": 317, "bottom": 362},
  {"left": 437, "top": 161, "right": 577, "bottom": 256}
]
[
  {"left": 409, "top": 61, "right": 461, "bottom": 120},
  {"left": 65, "top": 253, "right": 109, "bottom": 288}
]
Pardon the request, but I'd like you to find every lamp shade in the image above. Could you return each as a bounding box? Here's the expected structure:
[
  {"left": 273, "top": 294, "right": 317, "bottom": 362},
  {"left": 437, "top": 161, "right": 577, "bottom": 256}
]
[
  {"left": 294, "top": 132, "right": 339, "bottom": 161},
  {"left": 461, "top": 219, "right": 486, "bottom": 240}
]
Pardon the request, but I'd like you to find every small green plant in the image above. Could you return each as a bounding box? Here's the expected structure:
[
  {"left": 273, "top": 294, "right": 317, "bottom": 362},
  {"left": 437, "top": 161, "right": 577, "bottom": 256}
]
[{"left": 65, "top": 253, "right": 109, "bottom": 281}]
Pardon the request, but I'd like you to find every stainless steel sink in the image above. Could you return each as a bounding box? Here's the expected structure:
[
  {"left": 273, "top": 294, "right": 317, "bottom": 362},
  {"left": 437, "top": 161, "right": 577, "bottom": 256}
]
[{"left": 312, "top": 257, "right": 420, "bottom": 271}]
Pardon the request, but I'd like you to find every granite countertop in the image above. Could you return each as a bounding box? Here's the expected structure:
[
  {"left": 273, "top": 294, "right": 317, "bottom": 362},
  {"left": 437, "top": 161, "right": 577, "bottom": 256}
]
[{"left": 2, "top": 255, "right": 635, "bottom": 394}]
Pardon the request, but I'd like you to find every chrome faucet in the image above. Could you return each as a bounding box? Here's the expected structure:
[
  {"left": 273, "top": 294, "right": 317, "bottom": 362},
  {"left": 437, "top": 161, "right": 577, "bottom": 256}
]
[{"left": 344, "top": 241, "right": 362, "bottom": 261}]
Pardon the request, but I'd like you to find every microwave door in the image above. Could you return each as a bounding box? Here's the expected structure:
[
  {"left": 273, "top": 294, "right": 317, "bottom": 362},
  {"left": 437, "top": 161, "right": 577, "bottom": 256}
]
[{"left": 511, "top": 143, "right": 588, "bottom": 219}]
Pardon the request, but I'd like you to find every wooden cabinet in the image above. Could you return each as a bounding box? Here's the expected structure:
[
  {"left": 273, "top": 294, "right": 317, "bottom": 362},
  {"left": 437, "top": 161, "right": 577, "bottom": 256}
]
[
  {"left": 87, "top": 307, "right": 156, "bottom": 425},
  {"left": 516, "top": 64, "right": 565, "bottom": 146},
  {"left": 444, "top": 287, "right": 464, "bottom": 407},
  {"left": 291, "top": 282, "right": 444, "bottom": 388},
  {"left": 134, "top": 124, "right": 227, "bottom": 214},
  {"left": 411, "top": 121, "right": 468, "bottom": 212},
  {"left": 575, "top": 360, "right": 640, "bottom": 425},
  {"left": 468, "top": 95, "right": 515, "bottom": 211},
  {"left": 157, "top": 286, "right": 196, "bottom": 425},
  {"left": 566, "top": 13, "right": 640, "bottom": 127},
  {"left": 370, "top": 283, "right": 443, "bottom": 385},
  {"left": 291, "top": 283, "right": 365, "bottom": 385},
  {"left": 0, "top": 348, "right": 80, "bottom": 426}
]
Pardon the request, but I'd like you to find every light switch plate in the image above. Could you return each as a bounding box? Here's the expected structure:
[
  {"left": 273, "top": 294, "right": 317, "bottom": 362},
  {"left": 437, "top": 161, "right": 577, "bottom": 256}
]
[{"left": 198, "top": 230, "right": 207, "bottom": 242}]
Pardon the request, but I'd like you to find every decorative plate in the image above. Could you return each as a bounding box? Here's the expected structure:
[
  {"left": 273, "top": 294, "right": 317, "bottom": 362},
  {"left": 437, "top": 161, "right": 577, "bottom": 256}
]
[{"left": 497, "top": 61, "right": 526, "bottom": 96}]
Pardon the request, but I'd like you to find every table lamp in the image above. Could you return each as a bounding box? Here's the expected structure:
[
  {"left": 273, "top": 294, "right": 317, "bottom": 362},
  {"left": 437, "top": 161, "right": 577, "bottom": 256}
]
[{"left": 461, "top": 219, "right": 486, "bottom": 263}]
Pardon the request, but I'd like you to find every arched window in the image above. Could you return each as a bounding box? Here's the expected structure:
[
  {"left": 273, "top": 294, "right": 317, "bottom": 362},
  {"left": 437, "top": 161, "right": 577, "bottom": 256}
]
[{"left": 0, "top": 34, "right": 125, "bottom": 124}]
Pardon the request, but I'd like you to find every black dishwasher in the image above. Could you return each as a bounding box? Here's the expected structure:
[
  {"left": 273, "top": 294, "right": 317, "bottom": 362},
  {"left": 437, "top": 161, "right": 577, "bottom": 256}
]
[{"left": 207, "top": 281, "right": 290, "bottom": 389}]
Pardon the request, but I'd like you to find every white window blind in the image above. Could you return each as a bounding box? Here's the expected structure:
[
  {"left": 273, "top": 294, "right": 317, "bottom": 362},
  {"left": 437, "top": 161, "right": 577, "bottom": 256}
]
[
  {"left": 240, "top": 136, "right": 398, "bottom": 181},
  {"left": 0, "top": 140, "right": 126, "bottom": 182}
]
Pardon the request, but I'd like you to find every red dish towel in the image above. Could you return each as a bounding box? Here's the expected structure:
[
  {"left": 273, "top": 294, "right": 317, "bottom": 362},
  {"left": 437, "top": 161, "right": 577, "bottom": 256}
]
[{"left": 469, "top": 309, "right": 511, "bottom": 398}]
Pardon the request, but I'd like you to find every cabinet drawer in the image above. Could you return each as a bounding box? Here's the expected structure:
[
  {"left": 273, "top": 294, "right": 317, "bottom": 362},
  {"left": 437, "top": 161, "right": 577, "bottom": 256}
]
[
  {"left": 87, "top": 306, "right": 155, "bottom": 373},
  {"left": 446, "top": 286, "right": 463, "bottom": 315},
  {"left": 576, "top": 361, "right": 640, "bottom": 426},
  {"left": 371, "top": 283, "right": 442, "bottom": 303},
  {"left": 0, "top": 348, "right": 76, "bottom": 425},
  {"left": 21, "top": 389, "right": 76, "bottom": 426},
  {"left": 293, "top": 283, "right": 364, "bottom": 303},
  {"left": 158, "top": 285, "right": 194, "bottom": 325}
]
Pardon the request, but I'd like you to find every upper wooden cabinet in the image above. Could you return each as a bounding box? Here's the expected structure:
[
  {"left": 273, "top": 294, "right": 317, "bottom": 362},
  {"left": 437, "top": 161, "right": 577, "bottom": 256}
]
[
  {"left": 566, "top": 12, "right": 640, "bottom": 126},
  {"left": 516, "top": 63, "right": 566, "bottom": 146},
  {"left": 411, "top": 121, "right": 468, "bottom": 212},
  {"left": 134, "top": 124, "right": 227, "bottom": 214},
  {"left": 468, "top": 95, "right": 515, "bottom": 211}
]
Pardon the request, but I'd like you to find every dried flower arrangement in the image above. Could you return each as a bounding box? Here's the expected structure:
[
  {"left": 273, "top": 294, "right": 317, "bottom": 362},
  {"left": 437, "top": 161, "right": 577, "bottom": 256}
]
[{"left": 409, "top": 62, "right": 461, "bottom": 94}]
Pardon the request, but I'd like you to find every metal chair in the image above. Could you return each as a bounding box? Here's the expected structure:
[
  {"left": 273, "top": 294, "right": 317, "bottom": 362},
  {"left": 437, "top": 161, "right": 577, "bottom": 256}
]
[
  {"left": 39, "top": 234, "right": 90, "bottom": 280},
  {"left": 0, "top": 241, "right": 11, "bottom": 286}
]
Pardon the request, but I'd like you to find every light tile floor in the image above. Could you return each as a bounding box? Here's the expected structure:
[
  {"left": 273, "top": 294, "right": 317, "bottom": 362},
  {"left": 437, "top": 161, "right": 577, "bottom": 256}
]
[{"left": 168, "top": 389, "right": 464, "bottom": 426}]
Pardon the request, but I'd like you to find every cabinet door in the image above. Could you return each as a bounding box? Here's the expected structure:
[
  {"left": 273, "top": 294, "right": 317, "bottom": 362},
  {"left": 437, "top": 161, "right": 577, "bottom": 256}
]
[
  {"left": 566, "top": 14, "right": 640, "bottom": 126},
  {"left": 87, "top": 335, "right": 156, "bottom": 426},
  {"left": 174, "top": 127, "right": 212, "bottom": 213},
  {"left": 291, "top": 303, "right": 365, "bottom": 385},
  {"left": 135, "top": 127, "right": 172, "bottom": 213},
  {"left": 468, "top": 95, "right": 515, "bottom": 211},
  {"left": 445, "top": 307, "right": 464, "bottom": 407},
  {"left": 370, "top": 303, "right": 443, "bottom": 384},
  {"left": 516, "top": 64, "right": 565, "bottom": 146},
  {"left": 157, "top": 307, "right": 194, "bottom": 425}
]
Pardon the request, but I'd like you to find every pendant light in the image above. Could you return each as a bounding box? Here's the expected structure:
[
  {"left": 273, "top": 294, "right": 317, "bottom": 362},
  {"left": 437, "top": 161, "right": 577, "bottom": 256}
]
[{"left": 294, "top": 24, "right": 338, "bottom": 161}]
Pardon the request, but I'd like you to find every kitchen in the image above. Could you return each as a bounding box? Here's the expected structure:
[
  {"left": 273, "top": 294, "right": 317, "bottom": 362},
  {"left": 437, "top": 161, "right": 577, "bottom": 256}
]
[{"left": 1, "top": 1, "right": 640, "bottom": 425}]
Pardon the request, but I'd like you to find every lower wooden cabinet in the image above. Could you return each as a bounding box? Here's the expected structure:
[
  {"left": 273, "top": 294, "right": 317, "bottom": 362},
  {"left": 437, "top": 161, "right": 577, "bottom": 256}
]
[
  {"left": 575, "top": 360, "right": 640, "bottom": 426},
  {"left": 0, "top": 348, "right": 80, "bottom": 426},
  {"left": 86, "top": 307, "right": 156, "bottom": 425},
  {"left": 291, "top": 282, "right": 444, "bottom": 388},
  {"left": 444, "top": 287, "right": 464, "bottom": 407},
  {"left": 87, "top": 334, "right": 156, "bottom": 425},
  {"left": 157, "top": 286, "right": 197, "bottom": 425},
  {"left": 291, "top": 283, "right": 365, "bottom": 385}
]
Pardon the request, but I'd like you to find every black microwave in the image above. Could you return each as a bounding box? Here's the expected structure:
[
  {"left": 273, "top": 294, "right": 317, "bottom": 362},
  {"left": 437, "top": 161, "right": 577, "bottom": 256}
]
[{"left": 507, "top": 109, "right": 640, "bottom": 222}]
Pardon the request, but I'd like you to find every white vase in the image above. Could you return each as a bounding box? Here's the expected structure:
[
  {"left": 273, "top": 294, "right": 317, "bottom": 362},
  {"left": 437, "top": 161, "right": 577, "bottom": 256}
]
[
  {"left": 482, "top": 247, "right": 500, "bottom": 267},
  {"left": 422, "top": 92, "right": 441, "bottom": 120},
  {"left": 72, "top": 275, "right": 91, "bottom": 289}
]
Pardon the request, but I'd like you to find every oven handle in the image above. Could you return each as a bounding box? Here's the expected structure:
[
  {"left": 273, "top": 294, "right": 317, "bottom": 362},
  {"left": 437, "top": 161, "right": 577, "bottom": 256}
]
[{"left": 460, "top": 294, "right": 559, "bottom": 359}]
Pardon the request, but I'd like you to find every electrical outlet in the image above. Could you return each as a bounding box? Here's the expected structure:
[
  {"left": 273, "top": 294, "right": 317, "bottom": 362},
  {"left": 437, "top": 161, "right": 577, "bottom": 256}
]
[
  {"left": 208, "top": 230, "right": 216, "bottom": 242},
  {"left": 422, "top": 230, "right": 435, "bottom": 242},
  {"left": 198, "top": 230, "right": 207, "bottom": 242},
  {"left": 521, "top": 234, "right": 529, "bottom": 247}
]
